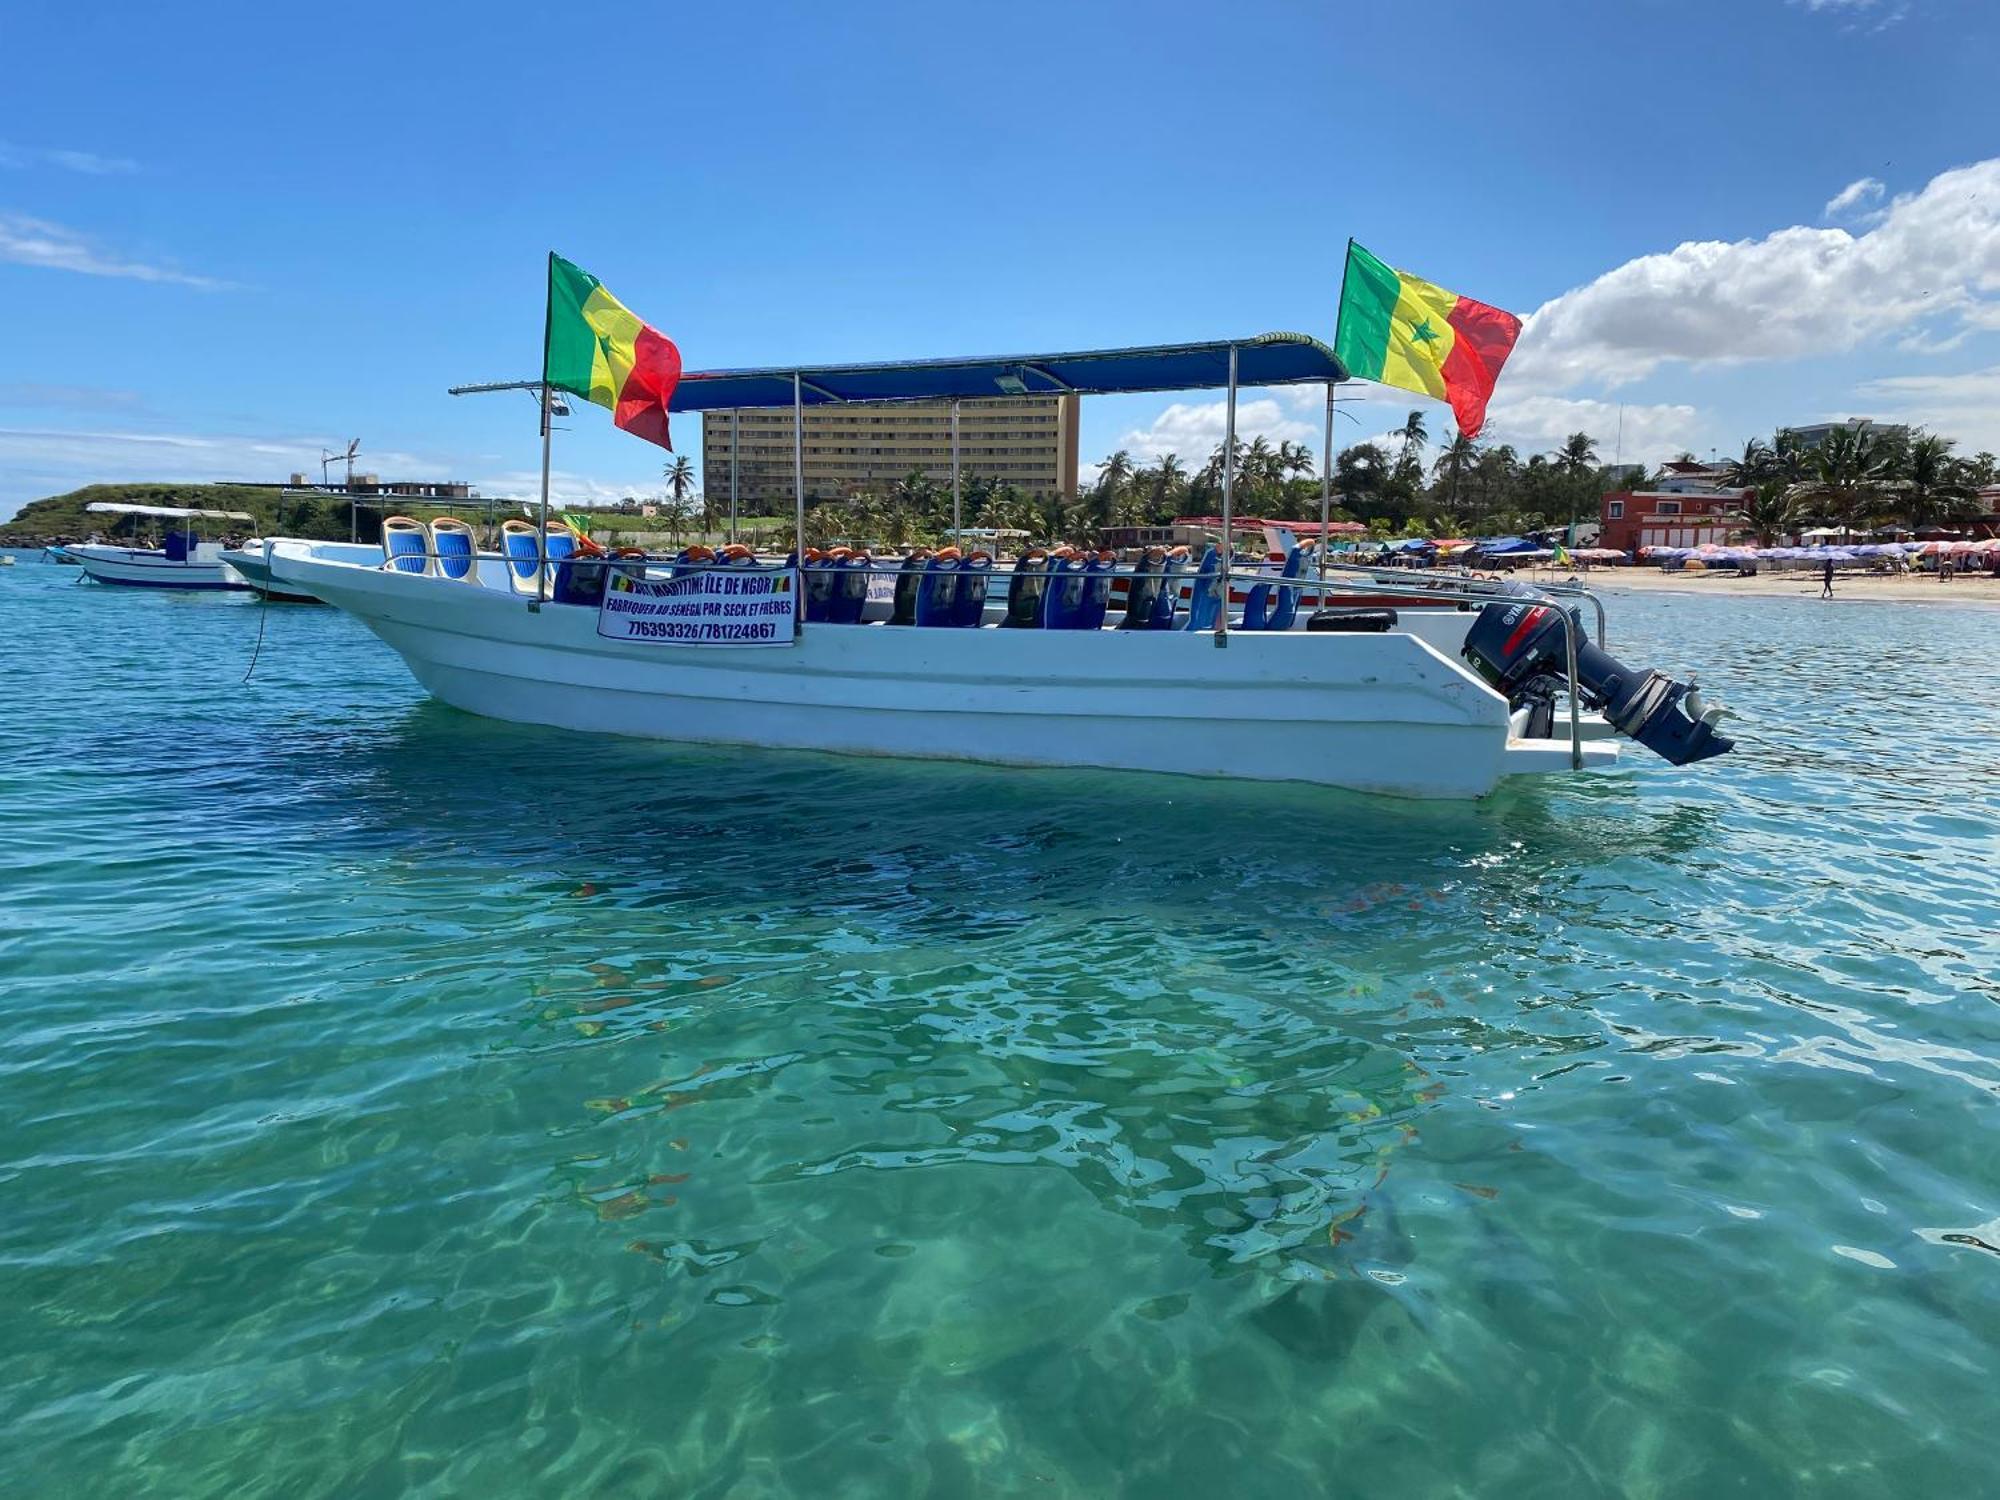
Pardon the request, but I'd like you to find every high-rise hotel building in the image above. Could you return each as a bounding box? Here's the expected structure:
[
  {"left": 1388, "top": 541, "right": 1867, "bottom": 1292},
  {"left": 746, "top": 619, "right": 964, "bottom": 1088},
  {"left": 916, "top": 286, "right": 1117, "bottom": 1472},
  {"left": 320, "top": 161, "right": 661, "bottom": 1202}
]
[{"left": 700, "top": 395, "right": 1081, "bottom": 511}]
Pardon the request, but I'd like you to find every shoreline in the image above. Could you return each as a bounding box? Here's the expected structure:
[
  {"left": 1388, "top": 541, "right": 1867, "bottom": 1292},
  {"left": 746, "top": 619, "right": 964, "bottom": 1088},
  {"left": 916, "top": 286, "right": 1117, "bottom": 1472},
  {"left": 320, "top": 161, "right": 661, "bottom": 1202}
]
[{"left": 1572, "top": 567, "right": 2000, "bottom": 607}]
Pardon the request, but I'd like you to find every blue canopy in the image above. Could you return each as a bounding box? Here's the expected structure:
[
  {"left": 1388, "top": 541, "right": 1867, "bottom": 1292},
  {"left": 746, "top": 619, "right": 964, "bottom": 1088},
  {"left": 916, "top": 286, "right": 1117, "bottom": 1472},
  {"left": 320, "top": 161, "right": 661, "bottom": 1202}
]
[
  {"left": 1474, "top": 536, "right": 1540, "bottom": 555},
  {"left": 669, "top": 331, "right": 1347, "bottom": 412}
]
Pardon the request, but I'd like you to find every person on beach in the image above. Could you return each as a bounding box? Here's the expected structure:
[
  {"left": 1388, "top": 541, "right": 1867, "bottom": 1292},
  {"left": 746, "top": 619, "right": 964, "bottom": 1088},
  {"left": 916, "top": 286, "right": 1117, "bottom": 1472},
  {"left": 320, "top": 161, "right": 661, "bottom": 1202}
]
[{"left": 1821, "top": 559, "right": 1835, "bottom": 599}]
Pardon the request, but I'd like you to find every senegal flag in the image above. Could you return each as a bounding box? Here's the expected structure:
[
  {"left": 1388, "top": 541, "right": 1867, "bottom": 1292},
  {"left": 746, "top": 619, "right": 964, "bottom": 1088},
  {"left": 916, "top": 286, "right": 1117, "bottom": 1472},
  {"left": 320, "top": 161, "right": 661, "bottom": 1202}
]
[
  {"left": 543, "top": 253, "right": 683, "bottom": 449},
  {"left": 1334, "top": 241, "right": 1521, "bottom": 439}
]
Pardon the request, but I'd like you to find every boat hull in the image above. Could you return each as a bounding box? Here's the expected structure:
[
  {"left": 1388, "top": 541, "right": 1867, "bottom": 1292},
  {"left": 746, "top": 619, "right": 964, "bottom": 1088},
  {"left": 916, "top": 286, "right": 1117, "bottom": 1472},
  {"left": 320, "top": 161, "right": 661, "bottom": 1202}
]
[
  {"left": 217, "top": 541, "right": 380, "bottom": 602},
  {"left": 273, "top": 544, "right": 1615, "bottom": 799},
  {"left": 68, "top": 544, "right": 247, "bottom": 591}
]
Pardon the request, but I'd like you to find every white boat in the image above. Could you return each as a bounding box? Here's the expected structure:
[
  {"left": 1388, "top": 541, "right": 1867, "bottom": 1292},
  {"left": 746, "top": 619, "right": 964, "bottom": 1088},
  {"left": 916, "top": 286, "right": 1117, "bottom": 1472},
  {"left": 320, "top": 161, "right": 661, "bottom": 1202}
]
[
  {"left": 271, "top": 335, "right": 1732, "bottom": 800},
  {"left": 218, "top": 539, "right": 381, "bottom": 601},
  {"left": 67, "top": 503, "right": 257, "bottom": 591}
]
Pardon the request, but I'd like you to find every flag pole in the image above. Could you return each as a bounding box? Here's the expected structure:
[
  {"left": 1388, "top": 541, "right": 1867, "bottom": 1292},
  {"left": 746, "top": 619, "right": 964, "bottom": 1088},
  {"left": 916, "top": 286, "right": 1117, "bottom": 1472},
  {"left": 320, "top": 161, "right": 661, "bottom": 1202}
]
[
  {"left": 951, "top": 398, "right": 962, "bottom": 549},
  {"left": 1320, "top": 382, "right": 1335, "bottom": 595},
  {"left": 1215, "top": 341, "right": 1237, "bottom": 649},
  {"left": 788, "top": 374, "right": 804, "bottom": 596},
  {"left": 536, "top": 252, "right": 555, "bottom": 608},
  {"left": 730, "top": 408, "right": 740, "bottom": 545}
]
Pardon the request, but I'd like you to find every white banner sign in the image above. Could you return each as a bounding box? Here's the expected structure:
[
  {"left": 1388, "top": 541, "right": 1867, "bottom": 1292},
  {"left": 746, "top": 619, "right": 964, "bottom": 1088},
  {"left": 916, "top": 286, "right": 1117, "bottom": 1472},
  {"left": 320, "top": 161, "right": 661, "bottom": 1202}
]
[{"left": 596, "top": 566, "right": 798, "bottom": 646}]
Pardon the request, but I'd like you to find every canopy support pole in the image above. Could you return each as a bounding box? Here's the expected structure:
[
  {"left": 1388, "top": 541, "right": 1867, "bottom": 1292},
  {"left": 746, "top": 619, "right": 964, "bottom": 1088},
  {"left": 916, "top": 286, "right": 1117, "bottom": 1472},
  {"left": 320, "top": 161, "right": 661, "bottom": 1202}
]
[
  {"left": 729, "top": 409, "right": 740, "bottom": 545},
  {"left": 1215, "top": 342, "right": 1237, "bottom": 648},
  {"left": 792, "top": 371, "right": 805, "bottom": 559},
  {"left": 536, "top": 382, "right": 552, "bottom": 608},
  {"left": 951, "top": 399, "right": 962, "bottom": 549},
  {"left": 1319, "top": 382, "right": 1335, "bottom": 596}
]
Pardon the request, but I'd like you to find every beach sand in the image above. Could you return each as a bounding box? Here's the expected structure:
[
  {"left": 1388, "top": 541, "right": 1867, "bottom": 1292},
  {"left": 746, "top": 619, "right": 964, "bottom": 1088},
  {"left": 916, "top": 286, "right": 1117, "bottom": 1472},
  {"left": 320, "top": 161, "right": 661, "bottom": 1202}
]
[{"left": 1548, "top": 566, "right": 2000, "bottom": 607}]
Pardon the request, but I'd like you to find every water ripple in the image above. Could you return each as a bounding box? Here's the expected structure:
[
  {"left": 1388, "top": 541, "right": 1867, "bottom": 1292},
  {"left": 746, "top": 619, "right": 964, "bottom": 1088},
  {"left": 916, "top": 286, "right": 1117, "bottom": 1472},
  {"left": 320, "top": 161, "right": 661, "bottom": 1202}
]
[{"left": 1, "top": 556, "right": 1996, "bottom": 1496}]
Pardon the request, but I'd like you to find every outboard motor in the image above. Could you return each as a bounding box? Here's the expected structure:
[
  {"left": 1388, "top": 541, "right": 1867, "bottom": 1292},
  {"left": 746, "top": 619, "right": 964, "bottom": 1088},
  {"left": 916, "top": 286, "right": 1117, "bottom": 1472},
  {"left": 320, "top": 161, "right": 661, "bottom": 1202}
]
[{"left": 1461, "top": 600, "right": 1734, "bottom": 767}]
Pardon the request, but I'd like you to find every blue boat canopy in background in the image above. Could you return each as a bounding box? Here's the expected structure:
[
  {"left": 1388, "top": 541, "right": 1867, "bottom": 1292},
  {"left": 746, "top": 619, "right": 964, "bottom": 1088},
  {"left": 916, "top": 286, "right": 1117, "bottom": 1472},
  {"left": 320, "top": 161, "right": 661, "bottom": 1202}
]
[
  {"left": 1474, "top": 537, "right": 1540, "bottom": 554},
  {"left": 669, "top": 332, "right": 1348, "bottom": 411}
]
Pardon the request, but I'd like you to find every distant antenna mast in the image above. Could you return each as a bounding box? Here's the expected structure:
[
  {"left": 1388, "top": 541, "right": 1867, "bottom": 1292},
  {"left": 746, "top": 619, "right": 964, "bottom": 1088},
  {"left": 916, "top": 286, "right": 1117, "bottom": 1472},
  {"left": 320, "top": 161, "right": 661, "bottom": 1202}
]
[{"left": 342, "top": 439, "right": 361, "bottom": 541}]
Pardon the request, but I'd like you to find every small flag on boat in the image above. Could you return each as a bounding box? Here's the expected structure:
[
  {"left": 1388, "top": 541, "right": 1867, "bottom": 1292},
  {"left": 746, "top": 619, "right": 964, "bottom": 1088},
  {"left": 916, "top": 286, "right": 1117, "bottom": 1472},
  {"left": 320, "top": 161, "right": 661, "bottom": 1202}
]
[
  {"left": 542, "top": 253, "right": 683, "bottom": 449},
  {"left": 1334, "top": 241, "right": 1521, "bottom": 440}
]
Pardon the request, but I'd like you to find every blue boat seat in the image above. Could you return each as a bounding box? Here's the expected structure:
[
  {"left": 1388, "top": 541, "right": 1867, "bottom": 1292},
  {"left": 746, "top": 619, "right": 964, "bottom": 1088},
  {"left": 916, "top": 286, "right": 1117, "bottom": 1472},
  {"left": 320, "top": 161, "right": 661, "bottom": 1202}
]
[
  {"left": 1003, "top": 549, "right": 1049, "bottom": 627},
  {"left": 953, "top": 552, "right": 993, "bottom": 627},
  {"left": 431, "top": 517, "right": 476, "bottom": 581},
  {"left": 888, "top": 552, "right": 929, "bottom": 626},
  {"left": 827, "top": 550, "right": 870, "bottom": 624},
  {"left": 500, "top": 520, "right": 542, "bottom": 594},
  {"left": 1149, "top": 546, "right": 1191, "bottom": 629},
  {"left": 1074, "top": 552, "right": 1115, "bottom": 630},
  {"left": 1238, "top": 546, "right": 1307, "bottom": 631},
  {"left": 1181, "top": 546, "right": 1223, "bottom": 632},
  {"left": 382, "top": 516, "right": 432, "bottom": 575},
  {"left": 163, "top": 528, "right": 201, "bottom": 563},
  {"left": 1041, "top": 551, "right": 1093, "bottom": 629},
  {"left": 1118, "top": 547, "right": 1166, "bottom": 629},
  {"left": 915, "top": 550, "right": 964, "bottom": 627},
  {"left": 798, "top": 549, "right": 836, "bottom": 622}
]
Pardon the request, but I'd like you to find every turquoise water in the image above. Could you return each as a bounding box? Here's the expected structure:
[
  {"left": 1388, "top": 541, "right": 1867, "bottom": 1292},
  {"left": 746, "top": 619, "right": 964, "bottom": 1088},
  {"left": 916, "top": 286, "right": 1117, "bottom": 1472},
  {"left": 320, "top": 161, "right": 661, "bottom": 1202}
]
[{"left": 3, "top": 549, "right": 1996, "bottom": 1497}]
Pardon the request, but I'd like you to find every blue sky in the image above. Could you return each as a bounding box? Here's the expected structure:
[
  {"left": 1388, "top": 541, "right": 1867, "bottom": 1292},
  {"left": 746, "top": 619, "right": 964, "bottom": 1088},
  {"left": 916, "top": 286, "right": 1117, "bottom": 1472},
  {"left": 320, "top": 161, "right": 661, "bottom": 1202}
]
[{"left": 4, "top": 0, "right": 1999, "bottom": 519}]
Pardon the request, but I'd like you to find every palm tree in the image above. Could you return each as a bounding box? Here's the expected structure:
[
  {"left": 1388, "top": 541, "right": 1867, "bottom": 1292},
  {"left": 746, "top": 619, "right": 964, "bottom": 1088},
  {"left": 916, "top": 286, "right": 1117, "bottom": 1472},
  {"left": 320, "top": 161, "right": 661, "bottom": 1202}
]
[
  {"left": 1096, "top": 449, "right": 1134, "bottom": 501},
  {"left": 1393, "top": 410, "right": 1429, "bottom": 468},
  {"left": 1243, "top": 436, "right": 1276, "bottom": 494},
  {"left": 1770, "top": 430, "right": 1812, "bottom": 485},
  {"left": 1336, "top": 442, "right": 1395, "bottom": 522},
  {"left": 1550, "top": 432, "right": 1600, "bottom": 537},
  {"left": 1731, "top": 480, "right": 1799, "bottom": 546},
  {"left": 1033, "top": 490, "right": 1077, "bottom": 545},
  {"left": 1552, "top": 432, "right": 1599, "bottom": 476},
  {"left": 1799, "top": 426, "right": 1893, "bottom": 531},
  {"left": 1723, "top": 438, "right": 1773, "bottom": 490},
  {"left": 1148, "top": 452, "right": 1187, "bottom": 521},
  {"left": 1433, "top": 432, "right": 1480, "bottom": 514},
  {"left": 1900, "top": 433, "right": 1974, "bottom": 528},
  {"left": 664, "top": 455, "right": 695, "bottom": 506}
]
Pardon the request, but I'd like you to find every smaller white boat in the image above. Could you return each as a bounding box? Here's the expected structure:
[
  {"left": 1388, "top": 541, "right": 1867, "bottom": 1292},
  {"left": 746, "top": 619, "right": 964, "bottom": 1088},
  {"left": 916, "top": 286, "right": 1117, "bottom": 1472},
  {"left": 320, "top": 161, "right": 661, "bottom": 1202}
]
[
  {"left": 219, "top": 538, "right": 382, "bottom": 601},
  {"left": 67, "top": 503, "right": 256, "bottom": 591}
]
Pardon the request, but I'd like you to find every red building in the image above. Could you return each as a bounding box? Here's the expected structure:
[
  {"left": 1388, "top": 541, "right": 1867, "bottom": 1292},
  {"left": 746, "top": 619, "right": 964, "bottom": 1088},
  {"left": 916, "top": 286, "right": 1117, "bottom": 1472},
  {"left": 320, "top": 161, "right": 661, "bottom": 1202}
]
[{"left": 1599, "top": 463, "right": 1748, "bottom": 553}]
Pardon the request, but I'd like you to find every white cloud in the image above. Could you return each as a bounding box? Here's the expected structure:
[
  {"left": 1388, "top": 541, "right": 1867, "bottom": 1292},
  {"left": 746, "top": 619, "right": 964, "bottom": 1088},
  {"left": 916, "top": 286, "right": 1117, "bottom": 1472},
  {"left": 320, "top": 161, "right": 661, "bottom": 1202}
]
[
  {"left": 0, "top": 142, "right": 137, "bottom": 175},
  {"left": 1853, "top": 365, "right": 2000, "bottom": 452},
  {"left": 1823, "top": 176, "right": 1884, "bottom": 219},
  {"left": 1107, "top": 397, "right": 1318, "bottom": 474},
  {"left": 1509, "top": 159, "right": 2000, "bottom": 393},
  {"left": 471, "top": 468, "right": 666, "bottom": 508},
  {"left": 0, "top": 425, "right": 436, "bottom": 518},
  {"left": 0, "top": 213, "right": 224, "bottom": 287},
  {"left": 1792, "top": 0, "right": 1912, "bottom": 32},
  {"left": 1483, "top": 396, "right": 1707, "bottom": 466}
]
